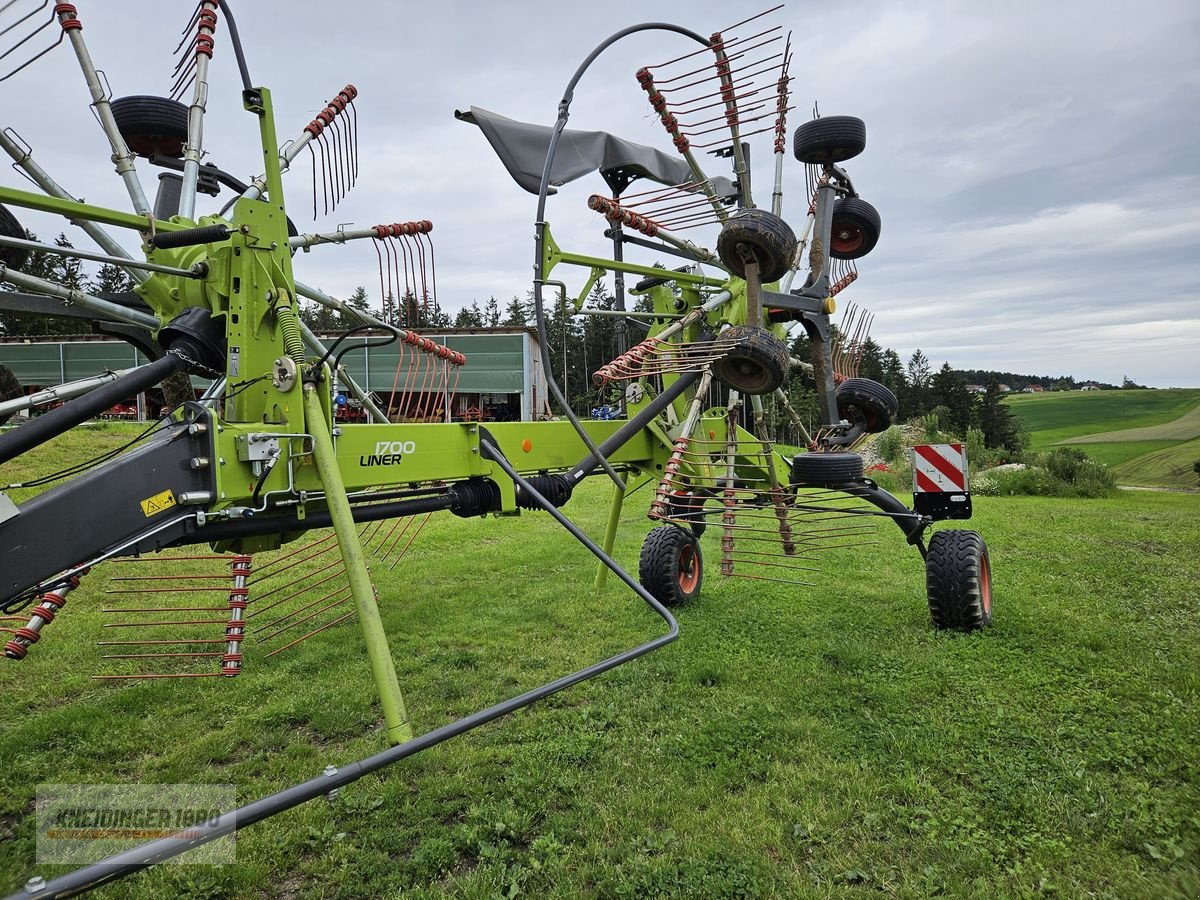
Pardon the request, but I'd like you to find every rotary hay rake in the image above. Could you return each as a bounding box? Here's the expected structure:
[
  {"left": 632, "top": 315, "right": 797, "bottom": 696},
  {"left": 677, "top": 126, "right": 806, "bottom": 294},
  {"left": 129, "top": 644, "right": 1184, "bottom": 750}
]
[{"left": 0, "top": 2, "right": 992, "bottom": 892}]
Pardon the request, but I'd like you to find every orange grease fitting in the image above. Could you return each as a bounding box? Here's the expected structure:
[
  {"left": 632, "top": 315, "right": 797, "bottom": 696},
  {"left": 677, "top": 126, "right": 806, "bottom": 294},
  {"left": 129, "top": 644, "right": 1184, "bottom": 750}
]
[{"left": 521, "top": 439, "right": 533, "bottom": 453}]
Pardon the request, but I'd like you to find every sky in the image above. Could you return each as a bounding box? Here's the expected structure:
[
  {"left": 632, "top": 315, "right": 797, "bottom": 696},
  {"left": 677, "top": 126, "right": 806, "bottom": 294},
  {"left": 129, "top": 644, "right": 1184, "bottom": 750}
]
[{"left": 3, "top": 0, "right": 1197, "bottom": 387}]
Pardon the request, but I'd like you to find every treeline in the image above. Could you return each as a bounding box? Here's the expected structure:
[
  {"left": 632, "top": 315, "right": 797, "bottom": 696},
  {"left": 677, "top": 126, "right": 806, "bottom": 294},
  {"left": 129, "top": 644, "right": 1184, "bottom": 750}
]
[{"left": 0, "top": 233, "right": 136, "bottom": 337}]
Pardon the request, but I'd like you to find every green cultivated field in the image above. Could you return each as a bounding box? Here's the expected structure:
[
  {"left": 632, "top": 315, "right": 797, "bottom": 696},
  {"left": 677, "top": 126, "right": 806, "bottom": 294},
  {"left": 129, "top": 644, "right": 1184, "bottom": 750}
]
[
  {"left": 1, "top": 427, "right": 1198, "bottom": 898},
  {"left": 1007, "top": 389, "right": 1200, "bottom": 489}
]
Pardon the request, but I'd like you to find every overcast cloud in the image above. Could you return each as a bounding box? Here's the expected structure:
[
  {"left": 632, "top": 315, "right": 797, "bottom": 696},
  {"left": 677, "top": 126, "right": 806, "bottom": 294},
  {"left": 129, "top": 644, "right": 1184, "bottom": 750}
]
[{"left": 3, "top": 0, "right": 1196, "bottom": 386}]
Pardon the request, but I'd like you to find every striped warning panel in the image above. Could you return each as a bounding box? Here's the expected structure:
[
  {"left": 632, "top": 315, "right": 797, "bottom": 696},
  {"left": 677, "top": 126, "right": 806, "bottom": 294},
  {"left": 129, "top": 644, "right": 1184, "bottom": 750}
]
[{"left": 911, "top": 443, "right": 968, "bottom": 493}]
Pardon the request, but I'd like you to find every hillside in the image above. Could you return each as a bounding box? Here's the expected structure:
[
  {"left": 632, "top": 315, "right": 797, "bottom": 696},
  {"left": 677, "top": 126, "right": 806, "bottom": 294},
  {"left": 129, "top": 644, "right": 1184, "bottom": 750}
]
[{"left": 1006, "top": 389, "right": 1200, "bottom": 489}]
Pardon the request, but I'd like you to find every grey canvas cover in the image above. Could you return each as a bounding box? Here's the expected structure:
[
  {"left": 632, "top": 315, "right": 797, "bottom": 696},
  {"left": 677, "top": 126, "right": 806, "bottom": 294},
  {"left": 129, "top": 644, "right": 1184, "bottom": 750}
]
[{"left": 455, "top": 106, "right": 735, "bottom": 198}]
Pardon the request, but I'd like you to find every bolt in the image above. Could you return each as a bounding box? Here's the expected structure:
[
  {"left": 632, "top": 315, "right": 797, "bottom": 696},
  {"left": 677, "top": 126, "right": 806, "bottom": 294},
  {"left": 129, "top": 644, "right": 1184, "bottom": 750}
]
[
  {"left": 189, "top": 457, "right": 210, "bottom": 470},
  {"left": 24, "top": 876, "right": 45, "bottom": 894},
  {"left": 323, "top": 765, "right": 339, "bottom": 803}
]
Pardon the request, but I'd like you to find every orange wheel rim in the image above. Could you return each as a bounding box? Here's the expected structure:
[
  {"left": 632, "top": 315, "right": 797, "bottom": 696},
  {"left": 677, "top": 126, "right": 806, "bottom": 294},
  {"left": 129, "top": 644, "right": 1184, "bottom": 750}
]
[{"left": 677, "top": 544, "right": 699, "bottom": 592}]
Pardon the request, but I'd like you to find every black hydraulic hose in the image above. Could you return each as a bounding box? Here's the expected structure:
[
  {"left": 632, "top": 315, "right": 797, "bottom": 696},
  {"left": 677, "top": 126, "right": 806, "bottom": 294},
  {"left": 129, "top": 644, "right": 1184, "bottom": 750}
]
[
  {"left": 531, "top": 21, "right": 710, "bottom": 494},
  {"left": 567, "top": 368, "right": 702, "bottom": 483},
  {"left": 16, "top": 443, "right": 678, "bottom": 898},
  {"left": 0, "top": 353, "right": 184, "bottom": 466},
  {"left": 213, "top": 0, "right": 253, "bottom": 93}
]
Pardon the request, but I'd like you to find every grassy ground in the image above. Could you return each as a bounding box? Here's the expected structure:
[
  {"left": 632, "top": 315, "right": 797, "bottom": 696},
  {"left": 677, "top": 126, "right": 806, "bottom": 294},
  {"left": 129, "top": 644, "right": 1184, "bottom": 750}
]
[{"left": 1, "top": 427, "right": 1198, "bottom": 898}]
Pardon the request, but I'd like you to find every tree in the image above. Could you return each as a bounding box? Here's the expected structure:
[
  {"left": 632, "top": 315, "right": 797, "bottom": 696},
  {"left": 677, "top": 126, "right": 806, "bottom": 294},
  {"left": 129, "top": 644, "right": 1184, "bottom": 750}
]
[
  {"left": 483, "top": 296, "right": 501, "bottom": 328},
  {"left": 903, "top": 349, "right": 932, "bottom": 418},
  {"left": 930, "top": 362, "right": 975, "bottom": 437},
  {"left": 0, "top": 232, "right": 87, "bottom": 337},
  {"left": 453, "top": 301, "right": 484, "bottom": 329},
  {"left": 90, "top": 263, "right": 134, "bottom": 294},
  {"left": 501, "top": 295, "right": 529, "bottom": 327},
  {"left": 879, "top": 349, "right": 905, "bottom": 411},
  {"left": 978, "top": 377, "right": 1026, "bottom": 452}
]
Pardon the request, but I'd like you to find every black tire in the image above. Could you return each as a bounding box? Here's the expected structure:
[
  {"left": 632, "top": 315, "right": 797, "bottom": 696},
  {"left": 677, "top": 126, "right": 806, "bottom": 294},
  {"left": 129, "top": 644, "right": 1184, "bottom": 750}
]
[
  {"left": 793, "top": 116, "right": 866, "bottom": 164},
  {"left": 829, "top": 197, "right": 881, "bottom": 260},
  {"left": 713, "top": 325, "right": 790, "bottom": 395},
  {"left": 715, "top": 209, "right": 797, "bottom": 283},
  {"left": 926, "top": 530, "right": 993, "bottom": 631},
  {"left": 639, "top": 525, "right": 703, "bottom": 606},
  {"left": 836, "top": 377, "right": 898, "bottom": 433},
  {"left": 665, "top": 489, "right": 707, "bottom": 537},
  {"left": 0, "top": 203, "right": 29, "bottom": 270},
  {"left": 0, "top": 364, "right": 22, "bottom": 426},
  {"left": 110, "top": 96, "right": 189, "bottom": 159},
  {"left": 789, "top": 451, "right": 864, "bottom": 487}
]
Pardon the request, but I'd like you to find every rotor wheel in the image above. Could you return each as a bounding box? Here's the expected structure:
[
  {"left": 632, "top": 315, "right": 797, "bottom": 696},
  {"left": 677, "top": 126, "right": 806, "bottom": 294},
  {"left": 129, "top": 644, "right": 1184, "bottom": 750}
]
[
  {"left": 789, "top": 451, "right": 864, "bottom": 487},
  {"left": 0, "top": 204, "right": 29, "bottom": 270},
  {"left": 926, "top": 530, "right": 993, "bottom": 632},
  {"left": 792, "top": 116, "right": 867, "bottom": 164},
  {"left": 829, "top": 197, "right": 881, "bottom": 260},
  {"left": 713, "top": 325, "right": 790, "bottom": 396},
  {"left": 110, "top": 96, "right": 190, "bottom": 159},
  {"left": 639, "top": 525, "right": 703, "bottom": 607},
  {"left": 715, "top": 209, "right": 797, "bottom": 283},
  {"left": 836, "top": 377, "right": 898, "bottom": 433}
]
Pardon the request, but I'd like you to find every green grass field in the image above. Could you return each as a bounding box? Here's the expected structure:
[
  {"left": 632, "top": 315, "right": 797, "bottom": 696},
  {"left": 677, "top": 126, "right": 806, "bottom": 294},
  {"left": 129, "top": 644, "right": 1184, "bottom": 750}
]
[
  {"left": 1006, "top": 389, "right": 1200, "bottom": 489},
  {"left": 1, "top": 427, "right": 1198, "bottom": 897}
]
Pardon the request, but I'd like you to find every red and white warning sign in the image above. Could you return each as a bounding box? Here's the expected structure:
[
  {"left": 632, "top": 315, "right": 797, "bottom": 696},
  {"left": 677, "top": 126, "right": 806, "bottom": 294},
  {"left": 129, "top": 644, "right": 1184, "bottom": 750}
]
[{"left": 911, "top": 443, "right": 969, "bottom": 494}]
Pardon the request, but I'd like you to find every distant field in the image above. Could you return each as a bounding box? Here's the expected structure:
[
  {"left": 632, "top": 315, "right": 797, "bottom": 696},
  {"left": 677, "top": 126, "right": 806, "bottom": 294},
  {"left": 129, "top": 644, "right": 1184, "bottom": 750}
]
[
  {"left": 1067, "top": 403, "right": 1200, "bottom": 443},
  {"left": 1006, "top": 389, "right": 1200, "bottom": 488},
  {"left": 1112, "top": 436, "right": 1200, "bottom": 489},
  {"left": 1006, "top": 389, "right": 1200, "bottom": 450}
]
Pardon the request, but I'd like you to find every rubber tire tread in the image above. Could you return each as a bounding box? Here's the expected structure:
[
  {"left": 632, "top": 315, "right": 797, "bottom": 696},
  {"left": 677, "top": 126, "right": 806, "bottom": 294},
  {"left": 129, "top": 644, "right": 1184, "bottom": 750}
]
[
  {"left": 790, "top": 451, "right": 864, "bottom": 486},
  {"left": 639, "top": 525, "right": 703, "bottom": 607},
  {"left": 110, "top": 96, "right": 189, "bottom": 159},
  {"left": 793, "top": 116, "right": 866, "bottom": 164},
  {"left": 926, "top": 529, "right": 992, "bottom": 631},
  {"left": 0, "top": 204, "right": 29, "bottom": 270},
  {"left": 714, "top": 325, "right": 790, "bottom": 395},
  {"left": 716, "top": 209, "right": 797, "bottom": 282},
  {"left": 0, "top": 364, "right": 22, "bottom": 425},
  {"left": 836, "top": 377, "right": 898, "bottom": 433},
  {"left": 829, "top": 197, "right": 881, "bottom": 260}
]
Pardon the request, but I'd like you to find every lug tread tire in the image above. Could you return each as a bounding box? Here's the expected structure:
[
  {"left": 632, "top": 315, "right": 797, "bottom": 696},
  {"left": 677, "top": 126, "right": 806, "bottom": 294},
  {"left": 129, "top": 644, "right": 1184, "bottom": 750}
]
[
  {"left": 715, "top": 209, "right": 797, "bottom": 283},
  {"left": 639, "top": 525, "right": 703, "bottom": 606},
  {"left": 793, "top": 116, "right": 866, "bottom": 164},
  {"left": 829, "top": 197, "right": 881, "bottom": 260},
  {"left": 836, "top": 377, "right": 898, "bottom": 433},
  {"left": 926, "top": 530, "right": 992, "bottom": 632},
  {"left": 713, "top": 325, "right": 790, "bottom": 395},
  {"left": 110, "top": 96, "right": 190, "bottom": 159},
  {"left": 0, "top": 204, "right": 29, "bottom": 270},
  {"left": 790, "top": 451, "right": 864, "bottom": 486}
]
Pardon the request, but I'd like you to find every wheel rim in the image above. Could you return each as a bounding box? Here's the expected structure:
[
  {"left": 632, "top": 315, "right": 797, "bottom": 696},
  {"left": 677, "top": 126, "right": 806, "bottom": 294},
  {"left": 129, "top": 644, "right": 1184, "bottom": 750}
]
[
  {"left": 831, "top": 222, "right": 865, "bottom": 255},
  {"left": 717, "top": 355, "right": 771, "bottom": 393},
  {"left": 677, "top": 543, "right": 699, "bottom": 593}
]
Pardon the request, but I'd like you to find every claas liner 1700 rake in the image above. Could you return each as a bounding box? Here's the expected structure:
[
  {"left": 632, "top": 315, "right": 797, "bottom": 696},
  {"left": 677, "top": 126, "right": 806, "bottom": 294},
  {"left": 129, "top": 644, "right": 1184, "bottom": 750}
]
[{"left": 0, "top": 2, "right": 991, "bottom": 892}]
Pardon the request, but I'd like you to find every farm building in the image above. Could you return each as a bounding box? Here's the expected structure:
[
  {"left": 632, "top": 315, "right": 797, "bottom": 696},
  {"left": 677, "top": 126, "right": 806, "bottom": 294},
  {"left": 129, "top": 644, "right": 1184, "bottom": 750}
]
[{"left": 0, "top": 328, "right": 550, "bottom": 422}]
